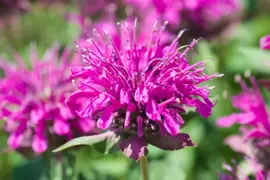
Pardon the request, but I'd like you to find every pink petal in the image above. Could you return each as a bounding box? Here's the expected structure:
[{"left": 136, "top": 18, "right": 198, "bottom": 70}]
[
  {"left": 163, "top": 112, "right": 180, "bottom": 136},
  {"left": 216, "top": 112, "right": 255, "bottom": 127},
  {"left": 59, "top": 106, "right": 74, "bottom": 120},
  {"left": 66, "top": 90, "right": 97, "bottom": 112},
  {"left": 53, "top": 120, "right": 70, "bottom": 135},
  {"left": 79, "top": 118, "right": 95, "bottom": 133},
  {"left": 244, "top": 129, "right": 268, "bottom": 140},
  {"left": 120, "top": 89, "right": 131, "bottom": 104},
  {"left": 193, "top": 99, "right": 212, "bottom": 118},
  {"left": 224, "top": 135, "right": 249, "bottom": 154},
  {"left": 32, "top": 135, "right": 48, "bottom": 154},
  {"left": 260, "top": 35, "right": 270, "bottom": 50},
  {"left": 146, "top": 99, "right": 160, "bottom": 120},
  {"left": 8, "top": 133, "right": 23, "bottom": 150},
  {"left": 30, "top": 108, "right": 44, "bottom": 124},
  {"left": 134, "top": 86, "right": 148, "bottom": 103},
  {"left": 97, "top": 103, "right": 121, "bottom": 129},
  {"left": 124, "top": 103, "right": 136, "bottom": 128}
]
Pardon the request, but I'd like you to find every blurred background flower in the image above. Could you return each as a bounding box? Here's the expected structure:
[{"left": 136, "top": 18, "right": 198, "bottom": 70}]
[{"left": 0, "top": 44, "right": 95, "bottom": 155}]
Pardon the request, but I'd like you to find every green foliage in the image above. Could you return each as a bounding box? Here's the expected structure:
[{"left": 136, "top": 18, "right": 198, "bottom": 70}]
[
  {"left": 0, "top": 5, "right": 80, "bottom": 58},
  {"left": 53, "top": 131, "right": 122, "bottom": 154}
]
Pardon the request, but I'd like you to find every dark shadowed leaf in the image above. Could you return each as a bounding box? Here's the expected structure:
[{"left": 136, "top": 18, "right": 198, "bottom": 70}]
[
  {"left": 148, "top": 133, "right": 195, "bottom": 151},
  {"left": 12, "top": 158, "right": 43, "bottom": 180},
  {"left": 119, "top": 136, "right": 148, "bottom": 161},
  {"left": 227, "top": 47, "right": 270, "bottom": 74}
]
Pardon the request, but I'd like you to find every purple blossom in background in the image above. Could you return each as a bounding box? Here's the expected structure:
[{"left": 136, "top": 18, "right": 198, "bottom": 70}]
[
  {"left": 0, "top": 0, "right": 29, "bottom": 10},
  {"left": 0, "top": 0, "right": 29, "bottom": 19},
  {"left": 185, "top": 0, "right": 241, "bottom": 25},
  {"left": 260, "top": 35, "right": 270, "bottom": 50},
  {"left": 66, "top": 20, "right": 219, "bottom": 160},
  {"left": 0, "top": 44, "right": 95, "bottom": 154},
  {"left": 78, "top": 17, "right": 173, "bottom": 52},
  {"left": 259, "top": 35, "right": 270, "bottom": 93},
  {"left": 70, "top": 0, "right": 241, "bottom": 40},
  {"left": 217, "top": 76, "right": 270, "bottom": 178},
  {"left": 124, "top": 0, "right": 242, "bottom": 36},
  {"left": 217, "top": 76, "right": 270, "bottom": 146},
  {"left": 218, "top": 160, "right": 266, "bottom": 180}
]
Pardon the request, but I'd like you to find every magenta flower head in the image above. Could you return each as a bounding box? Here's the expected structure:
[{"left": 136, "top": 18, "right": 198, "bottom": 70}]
[
  {"left": 218, "top": 161, "right": 266, "bottom": 180},
  {"left": 217, "top": 75, "right": 270, "bottom": 174},
  {"left": 61, "top": 20, "right": 219, "bottom": 161},
  {"left": 260, "top": 35, "right": 270, "bottom": 50},
  {"left": 0, "top": 44, "right": 95, "bottom": 155},
  {"left": 217, "top": 76, "right": 270, "bottom": 146},
  {"left": 124, "top": 0, "right": 241, "bottom": 37}
]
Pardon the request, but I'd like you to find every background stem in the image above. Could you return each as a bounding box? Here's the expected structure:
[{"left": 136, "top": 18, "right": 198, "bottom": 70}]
[{"left": 140, "top": 156, "right": 149, "bottom": 180}]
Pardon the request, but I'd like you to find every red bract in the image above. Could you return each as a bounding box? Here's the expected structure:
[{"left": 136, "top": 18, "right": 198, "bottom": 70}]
[
  {"left": 0, "top": 44, "right": 95, "bottom": 154},
  {"left": 67, "top": 20, "right": 219, "bottom": 160}
]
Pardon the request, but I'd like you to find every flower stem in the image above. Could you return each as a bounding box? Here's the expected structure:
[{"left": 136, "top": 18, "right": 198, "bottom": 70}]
[{"left": 140, "top": 156, "right": 149, "bottom": 180}]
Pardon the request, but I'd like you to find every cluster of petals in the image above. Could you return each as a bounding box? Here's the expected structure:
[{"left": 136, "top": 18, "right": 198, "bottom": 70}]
[
  {"left": 218, "top": 159, "right": 267, "bottom": 180},
  {"left": 217, "top": 76, "right": 270, "bottom": 150},
  {"left": 260, "top": 35, "right": 270, "bottom": 50},
  {"left": 216, "top": 77, "right": 270, "bottom": 178},
  {"left": 0, "top": 0, "right": 29, "bottom": 18},
  {"left": 0, "top": 44, "right": 95, "bottom": 154},
  {"left": 67, "top": 20, "right": 218, "bottom": 160},
  {"left": 72, "top": 0, "right": 241, "bottom": 35},
  {"left": 217, "top": 36, "right": 270, "bottom": 179},
  {"left": 218, "top": 36, "right": 270, "bottom": 148},
  {"left": 124, "top": 0, "right": 241, "bottom": 30}
]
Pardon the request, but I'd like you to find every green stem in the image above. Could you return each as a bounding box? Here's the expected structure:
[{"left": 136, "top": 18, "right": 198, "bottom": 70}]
[
  {"left": 42, "top": 152, "right": 52, "bottom": 180},
  {"left": 140, "top": 156, "right": 149, "bottom": 180}
]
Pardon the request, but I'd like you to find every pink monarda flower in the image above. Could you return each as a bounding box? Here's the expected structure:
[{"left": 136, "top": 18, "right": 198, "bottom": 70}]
[
  {"left": 186, "top": 0, "right": 241, "bottom": 24},
  {"left": 217, "top": 76, "right": 270, "bottom": 143},
  {"left": 124, "top": 0, "right": 241, "bottom": 34},
  {"left": 217, "top": 76, "right": 270, "bottom": 176},
  {"left": 0, "top": 44, "right": 95, "bottom": 154},
  {"left": 124, "top": 0, "right": 183, "bottom": 29},
  {"left": 66, "top": 20, "right": 219, "bottom": 160},
  {"left": 260, "top": 35, "right": 270, "bottom": 51},
  {"left": 259, "top": 35, "right": 270, "bottom": 92}
]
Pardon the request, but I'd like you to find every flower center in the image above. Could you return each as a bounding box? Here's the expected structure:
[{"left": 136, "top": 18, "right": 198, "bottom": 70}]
[{"left": 111, "top": 110, "right": 160, "bottom": 136}]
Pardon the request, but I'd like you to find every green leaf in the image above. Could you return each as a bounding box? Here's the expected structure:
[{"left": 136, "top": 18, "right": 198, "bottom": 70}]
[
  {"left": 12, "top": 158, "right": 44, "bottom": 180},
  {"left": 226, "top": 47, "right": 270, "bottom": 74},
  {"left": 93, "top": 141, "right": 107, "bottom": 154},
  {"left": 148, "top": 145, "right": 164, "bottom": 159},
  {"left": 149, "top": 160, "right": 187, "bottom": 180},
  {"left": 104, "top": 131, "right": 122, "bottom": 154},
  {"left": 53, "top": 131, "right": 115, "bottom": 153},
  {"left": 92, "top": 155, "right": 129, "bottom": 177},
  {"left": 195, "top": 40, "right": 219, "bottom": 74}
]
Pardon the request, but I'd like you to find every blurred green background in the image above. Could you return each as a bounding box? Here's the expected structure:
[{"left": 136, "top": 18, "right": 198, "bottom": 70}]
[{"left": 1, "top": 0, "right": 270, "bottom": 180}]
